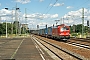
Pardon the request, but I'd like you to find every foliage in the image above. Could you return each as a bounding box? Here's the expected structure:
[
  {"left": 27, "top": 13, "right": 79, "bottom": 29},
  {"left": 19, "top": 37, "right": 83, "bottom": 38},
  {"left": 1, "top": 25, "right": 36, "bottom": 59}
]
[
  {"left": 0, "top": 21, "right": 29, "bottom": 36},
  {"left": 70, "top": 24, "right": 89, "bottom": 34},
  {"left": 0, "top": 23, "right": 6, "bottom": 35},
  {"left": 71, "top": 33, "right": 78, "bottom": 37}
]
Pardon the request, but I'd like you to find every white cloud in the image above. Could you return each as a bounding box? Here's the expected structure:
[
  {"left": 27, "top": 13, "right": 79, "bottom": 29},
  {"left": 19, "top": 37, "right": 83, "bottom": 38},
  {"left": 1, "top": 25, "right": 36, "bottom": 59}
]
[
  {"left": 23, "top": 13, "right": 58, "bottom": 20},
  {"left": 0, "top": 9, "right": 12, "bottom": 21},
  {"left": 15, "top": 0, "right": 31, "bottom": 4},
  {"left": 51, "top": 14, "right": 58, "bottom": 18},
  {"left": 50, "top": 3, "right": 64, "bottom": 7},
  {"left": 38, "top": 22, "right": 47, "bottom": 26},
  {"left": 67, "top": 6, "right": 73, "bottom": 9},
  {"left": 22, "top": 13, "right": 59, "bottom": 29},
  {"left": 0, "top": 9, "right": 21, "bottom": 23},
  {"left": 1, "top": 7, "right": 90, "bottom": 29},
  {"left": 62, "top": 8, "right": 90, "bottom": 26},
  {"left": 39, "top": 0, "right": 44, "bottom": 2}
]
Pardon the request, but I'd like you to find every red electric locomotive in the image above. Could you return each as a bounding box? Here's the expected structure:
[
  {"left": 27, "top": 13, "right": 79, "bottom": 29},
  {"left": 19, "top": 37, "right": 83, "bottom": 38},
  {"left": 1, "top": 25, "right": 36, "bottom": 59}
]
[{"left": 52, "top": 24, "right": 70, "bottom": 41}]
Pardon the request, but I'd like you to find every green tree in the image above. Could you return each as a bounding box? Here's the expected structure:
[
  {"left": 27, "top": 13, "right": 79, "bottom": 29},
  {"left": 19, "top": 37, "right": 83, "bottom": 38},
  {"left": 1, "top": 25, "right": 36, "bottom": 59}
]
[
  {"left": 76, "top": 24, "right": 82, "bottom": 33},
  {"left": 0, "top": 23, "right": 6, "bottom": 35},
  {"left": 0, "top": 21, "right": 29, "bottom": 36}
]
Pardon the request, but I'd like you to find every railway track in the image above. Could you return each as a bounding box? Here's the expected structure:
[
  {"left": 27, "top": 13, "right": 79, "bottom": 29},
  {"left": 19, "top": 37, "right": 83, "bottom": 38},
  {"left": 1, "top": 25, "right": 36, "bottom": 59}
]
[
  {"left": 33, "top": 35, "right": 90, "bottom": 59},
  {"left": 68, "top": 38, "right": 90, "bottom": 50},
  {"left": 32, "top": 35, "right": 87, "bottom": 60},
  {"left": 70, "top": 38, "right": 90, "bottom": 43},
  {"left": 66, "top": 41, "right": 90, "bottom": 50}
]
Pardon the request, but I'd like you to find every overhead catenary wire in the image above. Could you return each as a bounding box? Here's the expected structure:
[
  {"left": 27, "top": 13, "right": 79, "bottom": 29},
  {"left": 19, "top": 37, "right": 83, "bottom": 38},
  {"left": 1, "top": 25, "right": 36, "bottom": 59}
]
[
  {"left": 76, "top": 0, "right": 89, "bottom": 10},
  {"left": 35, "top": 0, "right": 58, "bottom": 21},
  {"left": 43, "top": 0, "right": 52, "bottom": 13},
  {"left": 45, "top": 0, "right": 58, "bottom": 14}
]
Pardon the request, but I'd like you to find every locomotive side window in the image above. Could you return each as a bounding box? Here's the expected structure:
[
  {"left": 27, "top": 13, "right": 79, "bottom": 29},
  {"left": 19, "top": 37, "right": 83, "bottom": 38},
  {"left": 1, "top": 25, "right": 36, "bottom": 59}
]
[{"left": 61, "top": 27, "right": 69, "bottom": 31}]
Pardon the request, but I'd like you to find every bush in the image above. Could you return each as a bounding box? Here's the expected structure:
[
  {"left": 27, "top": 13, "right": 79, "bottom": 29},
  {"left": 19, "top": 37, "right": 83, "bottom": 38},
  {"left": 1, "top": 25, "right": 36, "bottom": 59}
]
[{"left": 71, "top": 33, "right": 78, "bottom": 37}]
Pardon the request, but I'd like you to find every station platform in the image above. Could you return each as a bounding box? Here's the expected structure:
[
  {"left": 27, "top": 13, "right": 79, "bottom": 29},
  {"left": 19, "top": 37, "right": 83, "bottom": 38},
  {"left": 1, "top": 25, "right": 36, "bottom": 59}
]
[{"left": 0, "top": 38, "right": 53, "bottom": 60}]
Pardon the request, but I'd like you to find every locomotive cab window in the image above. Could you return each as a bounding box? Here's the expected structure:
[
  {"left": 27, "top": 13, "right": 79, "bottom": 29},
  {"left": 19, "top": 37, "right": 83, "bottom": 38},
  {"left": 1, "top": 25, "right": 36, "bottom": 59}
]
[{"left": 61, "top": 27, "right": 69, "bottom": 31}]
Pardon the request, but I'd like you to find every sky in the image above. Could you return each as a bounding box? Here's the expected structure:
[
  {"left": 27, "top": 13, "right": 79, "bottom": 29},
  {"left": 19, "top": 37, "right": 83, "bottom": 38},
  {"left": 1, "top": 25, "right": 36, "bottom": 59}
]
[{"left": 0, "top": 0, "right": 90, "bottom": 30}]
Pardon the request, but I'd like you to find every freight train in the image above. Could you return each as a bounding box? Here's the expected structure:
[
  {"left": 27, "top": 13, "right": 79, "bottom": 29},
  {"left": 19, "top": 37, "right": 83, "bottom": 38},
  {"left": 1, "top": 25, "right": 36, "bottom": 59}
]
[{"left": 31, "top": 24, "right": 70, "bottom": 41}]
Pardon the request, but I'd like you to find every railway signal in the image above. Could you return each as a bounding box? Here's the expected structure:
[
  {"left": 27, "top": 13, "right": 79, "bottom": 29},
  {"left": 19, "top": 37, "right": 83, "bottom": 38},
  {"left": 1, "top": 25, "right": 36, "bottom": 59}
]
[
  {"left": 87, "top": 20, "right": 89, "bottom": 26},
  {"left": 55, "top": 20, "right": 60, "bottom": 26},
  {"left": 37, "top": 25, "right": 39, "bottom": 30}
]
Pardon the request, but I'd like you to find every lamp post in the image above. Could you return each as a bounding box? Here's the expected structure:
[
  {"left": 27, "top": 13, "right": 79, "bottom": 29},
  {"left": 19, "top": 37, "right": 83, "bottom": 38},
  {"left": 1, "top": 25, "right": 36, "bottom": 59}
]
[
  {"left": 15, "top": 4, "right": 20, "bottom": 36},
  {"left": 5, "top": 5, "right": 20, "bottom": 37},
  {"left": 5, "top": 8, "right": 8, "bottom": 38}
]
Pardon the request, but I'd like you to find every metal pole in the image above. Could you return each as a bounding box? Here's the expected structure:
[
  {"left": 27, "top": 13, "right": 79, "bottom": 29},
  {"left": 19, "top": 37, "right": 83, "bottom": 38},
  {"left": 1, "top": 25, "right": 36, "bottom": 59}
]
[
  {"left": 15, "top": 4, "right": 17, "bottom": 36},
  {"left": 20, "top": 23, "right": 21, "bottom": 35},
  {"left": 63, "top": 17, "right": 64, "bottom": 24},
  {"left": 12, "top": 9, "right": 13, "bottom": 35},
  {"left": 6, "top": 18, "right": 7, "bottom": 38},
  {"left": 68, "top": 17, "right": 69, "bottom": 26},
  {"left": 68, "top": 15, "right": 71, "bottom": 26},
  {"left": 5, "top": 8, "right": 8, "bottom": 38},
  {"left": 82, "top": 8, "right": 84, "bottom": 37},
  {"left": 25, "top": 8, "right": 27, "bottom": 35}
]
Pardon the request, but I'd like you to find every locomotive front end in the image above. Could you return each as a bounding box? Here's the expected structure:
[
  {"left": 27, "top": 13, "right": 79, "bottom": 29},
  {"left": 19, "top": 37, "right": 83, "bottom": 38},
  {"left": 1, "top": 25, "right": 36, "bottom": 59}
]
[{"left": 59, "top": 25, "right": 70, "bottom": 40}]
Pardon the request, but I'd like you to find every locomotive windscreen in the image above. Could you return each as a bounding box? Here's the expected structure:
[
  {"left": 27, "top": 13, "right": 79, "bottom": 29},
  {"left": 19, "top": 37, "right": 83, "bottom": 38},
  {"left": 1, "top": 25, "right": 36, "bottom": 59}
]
[{"left": 61, "top": 27, "right": 69, "bottom": 31}]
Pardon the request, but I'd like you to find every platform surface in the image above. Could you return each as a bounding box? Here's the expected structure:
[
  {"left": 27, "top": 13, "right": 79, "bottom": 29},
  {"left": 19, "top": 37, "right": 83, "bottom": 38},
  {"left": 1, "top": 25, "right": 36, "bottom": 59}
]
[{"left": 0, "top": 38, "right": 53, "bottom": 60}]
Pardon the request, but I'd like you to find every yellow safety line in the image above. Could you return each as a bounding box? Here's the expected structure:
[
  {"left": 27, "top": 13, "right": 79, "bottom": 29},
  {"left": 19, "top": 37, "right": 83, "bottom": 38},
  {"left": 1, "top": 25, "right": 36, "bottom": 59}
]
[{"left": 10, "top": 39, "right": 24, "bottom": 59}]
